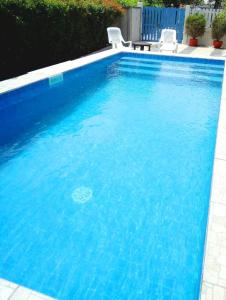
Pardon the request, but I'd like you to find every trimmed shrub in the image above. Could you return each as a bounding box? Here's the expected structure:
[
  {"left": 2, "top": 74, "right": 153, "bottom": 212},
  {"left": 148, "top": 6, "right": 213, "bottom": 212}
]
[
  {"left": 185, "top": 13, "right": 206, "bottom": 39},
  {"left": 212, "top": 11, "right": 226, "bottom": 40},
  {"left": 0, "top": 0, "right": 123, "bottom": 80}
]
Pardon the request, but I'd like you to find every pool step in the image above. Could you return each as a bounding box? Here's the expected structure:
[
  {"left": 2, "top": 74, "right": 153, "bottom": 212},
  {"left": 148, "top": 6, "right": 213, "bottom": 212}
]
[
  {"left": 116, "top": 61, "right": 223, "bottom": 79},
  {"left": 116, "top": 66, "right": 222, "bottom": 84},
  {"left": 120, "top": 56, "right": 225, "bottom": 72}
]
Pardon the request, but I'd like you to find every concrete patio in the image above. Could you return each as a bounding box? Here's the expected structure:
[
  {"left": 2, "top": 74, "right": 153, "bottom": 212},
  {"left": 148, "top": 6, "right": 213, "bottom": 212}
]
[
  {"left": 135, "top": 43, "right": 226, "bottom": 58},
  {"left": 176, "top": 44, "right": 226, "bottom": 58}
]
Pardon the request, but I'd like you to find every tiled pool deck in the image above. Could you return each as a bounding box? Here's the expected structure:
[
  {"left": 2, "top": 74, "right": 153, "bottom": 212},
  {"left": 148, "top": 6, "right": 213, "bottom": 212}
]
[
  {"left": 0, "top": 46, "right": 226, "bottom": 300},
  {"left": 200, "top": 55, "right": 226, "bottom": 299},
  {"left": 0, "top": 278, "right": 55, "bottom": 300}
]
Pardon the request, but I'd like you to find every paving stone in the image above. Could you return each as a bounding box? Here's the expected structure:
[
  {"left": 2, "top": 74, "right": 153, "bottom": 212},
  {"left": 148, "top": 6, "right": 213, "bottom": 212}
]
[
  {"left": 10, "top": 286, "right": 31, "bottom": 300},
  {"left": 0, "top": 279, "right": 18, "bottom": 290},
  {"left": 213, "top": 285, "right": 226, "bottom": 300},
  {"left": 210, "top": 160, "right": 226, "bottom": 205},
  {"left": 0, "top": 285, "right": 15, "bottom": 300}
]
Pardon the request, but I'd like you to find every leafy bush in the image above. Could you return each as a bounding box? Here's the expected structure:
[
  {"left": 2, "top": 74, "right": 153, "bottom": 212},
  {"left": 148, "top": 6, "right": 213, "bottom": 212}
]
[
  {"left": 117, "top": 0, "right": 137, "bottom": 7},
  {"left": 0, "top": 0, "right": 123, "bottom": 80},
  {"left": 212, "top": 11, "right": 226, "bottom": 40},
  {"left": 185, "top": 13, "right": 206, "bottom": 38}
]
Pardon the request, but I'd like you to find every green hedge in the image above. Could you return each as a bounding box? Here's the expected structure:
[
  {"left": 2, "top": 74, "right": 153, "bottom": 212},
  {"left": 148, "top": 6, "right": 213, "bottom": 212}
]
[{"left": 0, "top": 0, "right": 122, "bottom": 80}]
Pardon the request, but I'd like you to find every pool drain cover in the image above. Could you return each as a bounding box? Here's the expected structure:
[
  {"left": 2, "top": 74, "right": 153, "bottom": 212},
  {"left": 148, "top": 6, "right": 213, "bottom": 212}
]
[{"left": 72, "top": 186, "right": 92, "bottom": 204}]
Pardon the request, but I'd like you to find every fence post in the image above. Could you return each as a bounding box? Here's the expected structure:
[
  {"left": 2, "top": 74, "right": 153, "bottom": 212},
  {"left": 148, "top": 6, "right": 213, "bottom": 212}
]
[{"left": 182, "top": 5, "right": 190, "bottom": 44}]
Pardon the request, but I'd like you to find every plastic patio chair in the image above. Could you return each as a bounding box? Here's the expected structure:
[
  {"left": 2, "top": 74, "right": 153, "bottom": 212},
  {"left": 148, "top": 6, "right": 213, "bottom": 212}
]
[
  {"left": 159, "top": 29, "right": 178, "bottom": 53},
  {"left": 107, "top": 27, "right": 132, "bottom": 49}
]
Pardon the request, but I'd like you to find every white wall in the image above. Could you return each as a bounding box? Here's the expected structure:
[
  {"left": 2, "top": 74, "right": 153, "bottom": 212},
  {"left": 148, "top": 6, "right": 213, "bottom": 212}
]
[
  {"left": 119, "top": 10, "right": 129, "bottom": 40},
  {"left": 120, "top": 7, "right": 142, "bottom": 42}
]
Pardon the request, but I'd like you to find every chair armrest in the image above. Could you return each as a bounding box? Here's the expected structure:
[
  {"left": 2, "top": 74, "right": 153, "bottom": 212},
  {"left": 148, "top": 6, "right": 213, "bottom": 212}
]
[{"left": 123, "top": 41, "right": 132, "bottom": 48}]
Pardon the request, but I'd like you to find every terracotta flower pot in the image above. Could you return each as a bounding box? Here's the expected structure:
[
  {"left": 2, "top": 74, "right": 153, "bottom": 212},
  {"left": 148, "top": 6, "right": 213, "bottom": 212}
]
[
  {"left": 213, "top": 40, "right": 223, "bottom": 49},
  {"left": 189, "top": 38, "right": 198, "bottom": 47}
]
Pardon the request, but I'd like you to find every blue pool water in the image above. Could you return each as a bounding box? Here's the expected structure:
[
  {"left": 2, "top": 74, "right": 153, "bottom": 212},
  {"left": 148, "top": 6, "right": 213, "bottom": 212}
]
[{"left": 0, "top": 53, "right": 224, "bottom": 300}]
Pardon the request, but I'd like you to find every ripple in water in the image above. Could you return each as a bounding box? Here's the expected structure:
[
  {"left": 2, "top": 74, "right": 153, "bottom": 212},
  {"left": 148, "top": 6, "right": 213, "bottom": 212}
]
[{"left": 72, "top": 186, "right": 93, "bottom": 204}]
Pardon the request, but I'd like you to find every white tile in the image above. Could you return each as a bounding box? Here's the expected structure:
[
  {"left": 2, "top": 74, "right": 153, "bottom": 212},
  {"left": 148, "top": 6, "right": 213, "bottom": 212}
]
[
  {"left": 10, "top": 286, "right": 31, "bottom": 300},
  {"left": 0, "top": 279, "right": 18, "bottom": 289},
  {"left": 0, "top": 279, "right": 55, "bottom": 300},
  {"left": 212, "top": 203, "right": 226, "bottom": 218},
  {"left": 217, "top": 253, "right": 226, "bottom": 269},
  {"left": 201, "top": 282, "right": 214, "bottom": 300},
  {"left": 210, "top": 159, "right": 226, "bottom": 205},
  {"left": 220, "top": 266, "right": 226, "bottom": 281},
  {"left": 28, "top": 295, "right": 47, "bottom": 300},
  {"left": 215, "top": 136, "right": 226, "bottom": 160},
  {"left": 30, "top": 291, "right": 55, "bottom": 300},
  {"left": 213, "top": 286, "right": 226, "bottom": 300},
  {"left": 0, "top": 285, "right": 14, "bottom": 300},
  {"left": 203, "top": 269, "right": 219, "bottom": 285}
]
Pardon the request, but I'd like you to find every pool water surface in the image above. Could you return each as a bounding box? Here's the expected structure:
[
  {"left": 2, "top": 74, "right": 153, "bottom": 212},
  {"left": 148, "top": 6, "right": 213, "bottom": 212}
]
[{"left": 0, "top": 53, "right": 224, "bottom": 299}]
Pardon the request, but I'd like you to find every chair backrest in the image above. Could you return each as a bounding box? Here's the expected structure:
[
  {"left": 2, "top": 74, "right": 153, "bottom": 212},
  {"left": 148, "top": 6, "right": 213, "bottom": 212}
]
[
  {"left": 160, "top": 29, "right": 177, "bottom": 43},
  {"left": 107, "top": 27, "right": 123, "bottom": 45}
]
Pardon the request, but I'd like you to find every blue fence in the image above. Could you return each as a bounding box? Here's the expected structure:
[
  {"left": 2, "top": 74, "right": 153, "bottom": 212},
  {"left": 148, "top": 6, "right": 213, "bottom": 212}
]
[{"left": 141, "top": 7, "right": 185, "bottom": 43}]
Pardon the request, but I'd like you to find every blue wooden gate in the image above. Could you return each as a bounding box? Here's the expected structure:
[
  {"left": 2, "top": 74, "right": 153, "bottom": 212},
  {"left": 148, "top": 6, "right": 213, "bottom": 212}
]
[{"left": 142, "top": 7, "right": 185, "bottom": 43}]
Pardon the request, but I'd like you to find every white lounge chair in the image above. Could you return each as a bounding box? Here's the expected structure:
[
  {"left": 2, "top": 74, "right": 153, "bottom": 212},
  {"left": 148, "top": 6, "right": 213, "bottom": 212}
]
[
  {"left": 107, "top": 27, "right": 132, "bottom": 49},
  {"left": 159, "top": 29, "right": 178, "bottom": 53}
]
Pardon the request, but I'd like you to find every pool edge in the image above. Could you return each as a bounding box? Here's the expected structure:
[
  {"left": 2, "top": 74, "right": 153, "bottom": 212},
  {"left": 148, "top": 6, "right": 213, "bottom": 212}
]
[
  {"left": 0, "top": 49, "right": 120, "bottom": 95},
  {"left": 200, "top": 56, "right": 226, "bottom": 299}
]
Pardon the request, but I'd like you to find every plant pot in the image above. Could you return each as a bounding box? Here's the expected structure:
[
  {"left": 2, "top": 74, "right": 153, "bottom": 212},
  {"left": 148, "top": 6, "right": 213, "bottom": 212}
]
[
  {"left": 189, "top": 38, "right": 198, "bottom": 47},
  {"left": 213, "top": 40, "right": 223, "bottom": 49}
]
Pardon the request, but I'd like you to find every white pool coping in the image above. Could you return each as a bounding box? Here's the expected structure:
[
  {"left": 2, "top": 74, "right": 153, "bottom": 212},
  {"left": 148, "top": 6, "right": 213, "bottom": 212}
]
[
  {"left": 0, "top": 278, "right": 55, "bottom": 300},
  {"left": 0, "top": 49, "right": 119, "bottom": 95},
  {"left": 0, "top": 48, "right": 226, "bottom": 300}
]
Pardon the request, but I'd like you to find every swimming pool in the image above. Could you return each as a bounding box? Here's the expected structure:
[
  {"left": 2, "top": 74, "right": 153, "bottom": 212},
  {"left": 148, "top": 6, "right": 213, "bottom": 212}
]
[{"left": 0, "top": 52, "right": 224, "bottom": 300}]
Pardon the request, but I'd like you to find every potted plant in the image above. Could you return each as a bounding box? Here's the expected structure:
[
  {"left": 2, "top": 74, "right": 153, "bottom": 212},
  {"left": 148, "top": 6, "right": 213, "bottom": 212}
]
[
  {"left": 212, "top": 11, "right": 226, "bottom": 49},
  {"left": 185, "top": 13, "right": 206, "bottom": 47}
]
